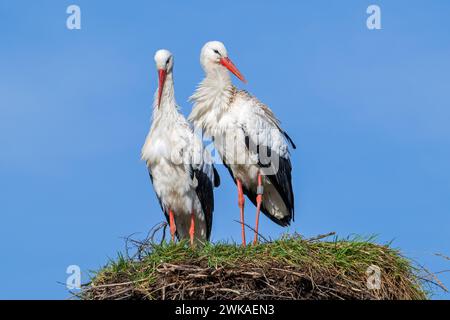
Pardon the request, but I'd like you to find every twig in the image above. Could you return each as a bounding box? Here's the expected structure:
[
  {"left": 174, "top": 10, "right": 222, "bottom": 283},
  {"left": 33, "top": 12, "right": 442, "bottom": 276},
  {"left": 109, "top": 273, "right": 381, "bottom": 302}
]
[
  {"left": 435, "top": 253, "right": 450, "bottom": 261},
  {"left": 307, "top": 232, "right": 336, "bottom": 242},
  {"left": 416, "top": 263, "right": 448, "bottom": 292},
  {"left": 233, "top": 220, "right": 270, "bottom": 243},
  {"left": 87, "top": 278, "right": 148, "bottom": 290}
]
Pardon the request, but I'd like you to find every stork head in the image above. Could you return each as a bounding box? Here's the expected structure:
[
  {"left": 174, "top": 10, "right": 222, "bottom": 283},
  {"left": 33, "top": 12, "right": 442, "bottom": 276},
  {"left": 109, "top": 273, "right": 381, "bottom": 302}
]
[
  {"left": 200, "top": 41, "right": 246, "bottom": 83},
  {"left": 154, "top": 49, "right": 174, "bottom": 107}
]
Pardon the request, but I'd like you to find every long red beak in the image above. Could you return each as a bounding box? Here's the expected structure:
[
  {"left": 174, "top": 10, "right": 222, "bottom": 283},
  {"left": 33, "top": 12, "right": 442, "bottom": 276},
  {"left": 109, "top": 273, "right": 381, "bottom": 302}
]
[
  {"left": 157, "top": 69, "right": 167, "bottom": 107},
  {"left": 220, "top": 57, "right": 247, "bottom": 83}
]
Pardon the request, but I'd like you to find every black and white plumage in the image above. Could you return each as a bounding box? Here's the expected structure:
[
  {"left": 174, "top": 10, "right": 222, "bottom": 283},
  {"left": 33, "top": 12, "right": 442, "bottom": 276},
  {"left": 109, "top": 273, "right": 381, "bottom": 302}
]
[
  {"left": 142, "top": 49, "right": 220, "bottom": 243},
  {"left": 188, "top": 41, "right": 295, "bottom": 244}
]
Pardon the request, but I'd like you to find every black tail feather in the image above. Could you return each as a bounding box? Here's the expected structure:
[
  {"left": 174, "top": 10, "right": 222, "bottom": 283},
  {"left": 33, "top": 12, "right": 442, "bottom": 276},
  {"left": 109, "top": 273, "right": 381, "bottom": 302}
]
[
  {"left": 283, "top": 131, "right": 297, "bottom": 149},
  {"left": 213, "top": 167, "right": 221, "bottom": 187}
]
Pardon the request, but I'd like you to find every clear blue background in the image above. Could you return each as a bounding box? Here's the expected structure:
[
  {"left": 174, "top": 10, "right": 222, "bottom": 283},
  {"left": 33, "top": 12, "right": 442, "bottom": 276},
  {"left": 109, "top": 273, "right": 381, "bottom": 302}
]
[{"left": 0, "top": 0, "right": 449, "bottom": 299}]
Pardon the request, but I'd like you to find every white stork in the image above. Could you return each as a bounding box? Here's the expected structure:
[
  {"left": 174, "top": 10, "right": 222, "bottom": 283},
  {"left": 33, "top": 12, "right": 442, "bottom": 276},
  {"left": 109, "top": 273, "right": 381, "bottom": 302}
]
[
  {"left": 141, "top": 49, "right": 220, "bottom": 245},
  {"left": 188, "top": 41, "right": 296, "bottom": 246}
]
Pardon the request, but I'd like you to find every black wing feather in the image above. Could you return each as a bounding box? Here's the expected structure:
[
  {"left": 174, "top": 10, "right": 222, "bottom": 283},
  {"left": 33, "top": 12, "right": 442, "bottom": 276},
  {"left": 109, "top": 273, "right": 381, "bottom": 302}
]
[
  {"left": 242, "top": 129, "right": 295, "bottom": 226},
  {"left": 265, "top": 156, "right": 295, "bottom": 223},
  {"left": 191, "top": 165, "right": 219, "bottom": 240}
]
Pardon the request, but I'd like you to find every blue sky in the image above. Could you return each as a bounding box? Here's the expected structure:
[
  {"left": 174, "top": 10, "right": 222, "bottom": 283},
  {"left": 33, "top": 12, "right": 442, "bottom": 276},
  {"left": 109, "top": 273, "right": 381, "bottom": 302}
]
[{"left": 0, "top": 0, "right": 449, "bottom": 299}]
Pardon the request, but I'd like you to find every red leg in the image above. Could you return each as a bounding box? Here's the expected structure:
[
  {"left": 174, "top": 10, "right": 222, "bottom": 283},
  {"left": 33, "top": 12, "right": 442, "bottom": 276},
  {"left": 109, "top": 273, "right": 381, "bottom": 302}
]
[
  {"left": 169, "top": 210, "right": 176, "bottom": 242},
  {"left": 189, "top": 210, "right": 195, "bottom": 246},
  {"left": 237, "top": 179, "right": 246, "bottom": 247},
  {"left": 254, "top": 173, "right": 263, "bottom": 245}
]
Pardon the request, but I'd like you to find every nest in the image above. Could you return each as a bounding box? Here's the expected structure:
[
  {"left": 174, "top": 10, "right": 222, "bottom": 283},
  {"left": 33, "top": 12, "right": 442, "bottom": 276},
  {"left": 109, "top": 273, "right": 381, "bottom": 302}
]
[{"left": 80, "top": 230, "right": 444, "bottom": 300}]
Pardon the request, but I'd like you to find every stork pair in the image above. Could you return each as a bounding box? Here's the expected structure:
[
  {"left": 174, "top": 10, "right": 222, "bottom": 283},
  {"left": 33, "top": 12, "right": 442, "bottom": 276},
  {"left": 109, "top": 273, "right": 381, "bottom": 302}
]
[{"left": 141, "top": 41, "right": 296, "bottom": 246}]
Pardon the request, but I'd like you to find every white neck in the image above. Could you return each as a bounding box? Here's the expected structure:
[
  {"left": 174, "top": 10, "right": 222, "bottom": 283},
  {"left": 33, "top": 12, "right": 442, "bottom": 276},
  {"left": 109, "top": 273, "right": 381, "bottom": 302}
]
[
  {"left": 204, "top": 64, "right": 232, "bottom": 88},
  {"left": 152, "top": 73, "right": 178, "bottom": 120},
  {"left": 188, "top": 66, "right": 234, "bottom": 131}
]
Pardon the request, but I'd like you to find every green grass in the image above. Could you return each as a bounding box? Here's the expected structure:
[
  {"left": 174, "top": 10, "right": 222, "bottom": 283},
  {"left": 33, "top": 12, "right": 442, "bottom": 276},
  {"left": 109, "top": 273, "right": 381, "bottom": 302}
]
[{"left": 82, "top": 235, "right": 429, "bottom": 300}]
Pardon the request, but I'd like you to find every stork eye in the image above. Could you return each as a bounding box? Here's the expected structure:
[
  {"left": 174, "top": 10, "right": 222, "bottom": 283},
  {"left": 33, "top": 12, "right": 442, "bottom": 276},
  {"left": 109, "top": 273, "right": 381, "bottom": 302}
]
[
  {"left": 213, "top": 49, "right": 221, "bottom": 56},
  {"left": 166, "top": 57, "right": 171, "bottom": 65}
]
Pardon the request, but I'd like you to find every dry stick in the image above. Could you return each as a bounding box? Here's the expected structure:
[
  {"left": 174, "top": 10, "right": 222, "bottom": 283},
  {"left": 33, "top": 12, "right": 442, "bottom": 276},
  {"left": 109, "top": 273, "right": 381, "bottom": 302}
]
[
  {"left": 435, "top": 253, "right": 450, "bottom": 261},
  {"left": 434, "top": 269, "right": 450, "bottom": 275},
  {"left": 271, "top": 267, "right": 307, "bottom": 278},
  {"left": 215, "top": 288, "right": 242, "bottom": 295},
  {"left": 307, "top": 232, "right": 336, "bottom": 242},
  {"left": 415, "top": 261, "right": 448, "bottom": 292},
  {"left": 261, "top": 274, "right": 280, "bottom": 293},
  {"left": 241, "top": 271, "right": 263, "bottom": 278},
  {"left": 116, "top": 293, "right": 133, "bottom": 300},
  {"left": 88, "top": 278, "right": 148, "bottom": 290},
  {"left": 404, "top": 255, "right": 448, "bottom": 294},
  {"left": 149, "top": 221, "right": 168, "bottom": 245},
  {"left": 148, "top": 282, "right": 178, "bottom": 296},
  {"left": 122, "top": 232, "right": 141, "bottom": 259},
  {"left": 157, "top": 263, "right": 209, "bottom": 273},
  {"left": 141, "top": 222, "right": 168, "bottom": 257},
  {"left": 211, "top": 267, "right": 224, "bottom": 276},
  {"left": 123, "top": 221, "right": 169, "bottom": 260},
  {"left": 417, "top": 276, "right": 448, "bottom": 293},
  {"left": 233, "top": 220, "right": 270, "bottom": 243},
  {"left": 105, "top": 287, "right": 134, "bottom": 300}
]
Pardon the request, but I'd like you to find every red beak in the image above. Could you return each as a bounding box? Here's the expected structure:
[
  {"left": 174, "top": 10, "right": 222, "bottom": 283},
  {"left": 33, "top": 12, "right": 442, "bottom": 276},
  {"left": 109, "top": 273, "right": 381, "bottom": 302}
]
[
  {"left": 157, "top": 69, "right": 167, "bottom": 107},
  {"left": 220, "top": 57, "right": 247, "bottom": 83}
]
